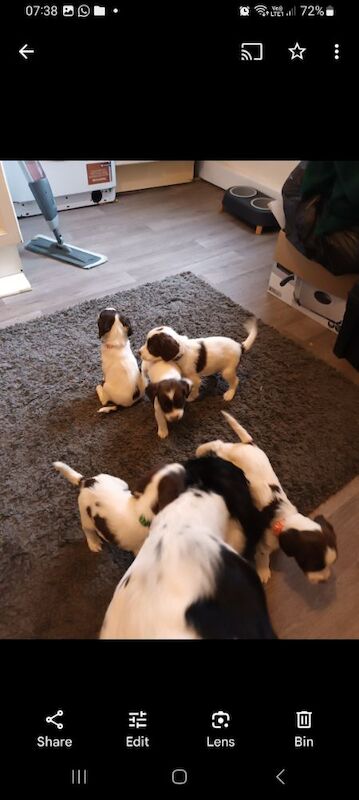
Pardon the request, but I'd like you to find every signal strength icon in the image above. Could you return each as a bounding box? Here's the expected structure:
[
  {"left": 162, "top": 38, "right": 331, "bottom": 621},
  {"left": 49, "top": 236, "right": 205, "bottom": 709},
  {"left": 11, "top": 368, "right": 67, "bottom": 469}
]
[
  {"left": 286, "top": 6, "right": 297, "bottom": 15},
  {"left": 254, "top": 4, "right": 269, "bottom": 15}
]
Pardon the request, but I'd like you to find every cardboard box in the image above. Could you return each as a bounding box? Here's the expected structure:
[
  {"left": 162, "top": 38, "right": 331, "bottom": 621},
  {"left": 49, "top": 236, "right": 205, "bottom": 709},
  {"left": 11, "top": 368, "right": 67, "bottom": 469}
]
[
  {"left": 268, "top": 264, "right": 345, "bottom": 333},
  {"left": 274, "top": 230, "right": 357, "bottom": 299}
]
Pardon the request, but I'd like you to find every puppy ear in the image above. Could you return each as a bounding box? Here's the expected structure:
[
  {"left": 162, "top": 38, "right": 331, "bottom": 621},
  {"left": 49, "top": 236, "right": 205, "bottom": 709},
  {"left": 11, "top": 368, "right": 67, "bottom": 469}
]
[
  {"left": 119, "top": 316, "right": 133, "bottom": 337},
  {"left": 156, "top": 470, "right": 186, "bottom": 511},
  {"left": 98, "top": 309, "right": 116, "bottom": 339},
  {"left": 278, "top": 529, "right": 299, "bottom": 558},
  {"left": 132, "top": 462, "right": 168, "bottom": 497},
  {"left": 313, "top": 515, "right": 337, "bottom": 548},
  {"left": 314, "top": 514, "right": 332, "bottom": 530},
  {"left": 180, "top": 379, "right": 192, "bottom": 398},
  {"left": 145, "top": 383, "right": 159, "bottom": 403},
  {"left": 147, "top": 333, "right": 180, "bottom": 361}
]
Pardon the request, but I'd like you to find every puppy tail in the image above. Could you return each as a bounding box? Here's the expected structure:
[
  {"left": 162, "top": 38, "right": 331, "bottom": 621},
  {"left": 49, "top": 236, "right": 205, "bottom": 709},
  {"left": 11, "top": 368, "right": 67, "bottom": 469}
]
[
  {"left": 53, "top": 461, "right": 83, "bottom": 486},
  {"left": 221, "top": 411, "right": 253, "bottom": 444},
  {"left": 241, "top": 316, "right": 258, "bottom": 353}
]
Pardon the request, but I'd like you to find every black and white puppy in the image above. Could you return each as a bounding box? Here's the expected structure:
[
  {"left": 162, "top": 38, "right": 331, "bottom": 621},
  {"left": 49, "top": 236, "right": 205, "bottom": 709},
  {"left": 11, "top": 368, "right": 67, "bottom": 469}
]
[
  {"left": 96, "top": 307, "right": 144, "bottom": 413},
  {"left": 138, "top": 317, "right": 257, "bottom": 402},
  {"left": 141, "top": 358, "right": 192, "bottom": 439},
  {"left": 99, "top": 455, "right": 277, "bottom": 639},
  {"left": 53, "top": 460, "right": 185, "bottom": 556},
  {"left": 196, "top": 412, "right": 338, "bottom": 585}
]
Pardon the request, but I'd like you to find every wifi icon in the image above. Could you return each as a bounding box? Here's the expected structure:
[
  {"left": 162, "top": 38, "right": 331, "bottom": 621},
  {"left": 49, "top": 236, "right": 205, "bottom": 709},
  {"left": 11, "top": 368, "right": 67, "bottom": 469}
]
[{"left": 254, "top": 4, "right": 269, "bottom": 15}]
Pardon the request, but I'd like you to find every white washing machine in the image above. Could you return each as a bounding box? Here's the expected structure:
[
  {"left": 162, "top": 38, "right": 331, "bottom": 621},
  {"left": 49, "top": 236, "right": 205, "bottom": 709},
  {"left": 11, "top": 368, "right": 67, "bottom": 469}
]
[{"left": 3, "top": 160, "right": 116, "bottom": 217}]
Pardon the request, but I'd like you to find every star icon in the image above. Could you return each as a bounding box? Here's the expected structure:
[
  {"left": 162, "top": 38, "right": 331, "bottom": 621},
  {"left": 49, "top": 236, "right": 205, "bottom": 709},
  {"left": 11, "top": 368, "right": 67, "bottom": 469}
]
[{"left": 288, "top": 42, "right": 306, "bottom": 60}]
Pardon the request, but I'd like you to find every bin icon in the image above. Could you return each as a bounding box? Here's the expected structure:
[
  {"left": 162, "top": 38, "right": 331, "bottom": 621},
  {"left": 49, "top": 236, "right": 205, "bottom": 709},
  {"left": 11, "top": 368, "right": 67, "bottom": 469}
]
[{"left": 296, "top": 710, "right": 312, "bottom": 729}]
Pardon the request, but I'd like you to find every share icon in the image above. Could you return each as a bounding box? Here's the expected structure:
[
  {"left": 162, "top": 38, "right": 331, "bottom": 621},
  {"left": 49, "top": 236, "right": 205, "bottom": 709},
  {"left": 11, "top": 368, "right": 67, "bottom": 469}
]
[{"left": 45, "top": 709, "right": 64, "bottom": 730}]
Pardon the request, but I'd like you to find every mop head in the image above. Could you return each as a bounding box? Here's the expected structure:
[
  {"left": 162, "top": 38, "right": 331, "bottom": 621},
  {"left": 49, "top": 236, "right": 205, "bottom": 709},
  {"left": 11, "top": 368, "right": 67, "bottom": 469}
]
[{"left": 24, "top": 235, "right": 107, "bottom": 269}]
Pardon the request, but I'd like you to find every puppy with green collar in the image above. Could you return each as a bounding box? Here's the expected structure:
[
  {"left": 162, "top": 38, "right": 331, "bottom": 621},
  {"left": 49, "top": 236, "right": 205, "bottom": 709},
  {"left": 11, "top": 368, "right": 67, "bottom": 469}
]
[{"left": 53, "top": 460, "right": 185, "bottom": 556}]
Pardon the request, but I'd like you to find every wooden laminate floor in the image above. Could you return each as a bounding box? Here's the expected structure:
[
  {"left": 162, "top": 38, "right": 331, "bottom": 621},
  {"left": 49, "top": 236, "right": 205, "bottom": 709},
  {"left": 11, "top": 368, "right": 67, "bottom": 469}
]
[{"left": 2, "top": 179, "right": 358, "bottom": 638}]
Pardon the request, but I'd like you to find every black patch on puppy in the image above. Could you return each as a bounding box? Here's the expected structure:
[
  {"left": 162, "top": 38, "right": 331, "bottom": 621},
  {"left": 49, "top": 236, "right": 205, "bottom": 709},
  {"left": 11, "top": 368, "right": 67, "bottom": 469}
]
[
  {"left": 98, "top": 309, "right": 116, "bottom": 338},
  {"left": 119, "top": 315, "right": 133, "bottom": 337},
  {"left": 81, "top": 477, "right": 97, "bottom": 489},
  {"left": 145, "top": 383, "right": 159, "bottom": 404},
  {"left": 157, "top": 469, "right": 187, "bottom": 511},
  {"left": 86, "top": 506, "right": 92, "bottom": 519},
  {"left": 124, "top": 575, "right": 131, "bottom": 588},
  {"left": 132, "top": 386, "right": 140, "bottom": 401},
  {"left": 93, "top": 514, "right": 117, "bottom": 546},
  {"left": 196, "top": 341, "right": 207, "bottom": 373},
  {"left": 185, "top": 545, "right": 277, "bottom": 639},
  {"left": 194, "top": 491, "right": 203, "bottom": 498},
  {"left": 270, "top": 484, "right": 281, "bottom": 493},
  {"left": 183, "top": 455, "right": 279, "bottom": 563},
  {"left": 147, "top": 332, "right": 180, "bottom": 361},
  {"left": 155, "top": 540, "right": 163, "bottom": 558}
]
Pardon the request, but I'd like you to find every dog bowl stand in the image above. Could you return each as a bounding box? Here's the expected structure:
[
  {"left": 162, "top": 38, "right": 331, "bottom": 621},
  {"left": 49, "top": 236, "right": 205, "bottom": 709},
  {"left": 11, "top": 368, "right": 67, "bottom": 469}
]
[{"left": 222, "top": 186, "right": 279, "bottom": 234}]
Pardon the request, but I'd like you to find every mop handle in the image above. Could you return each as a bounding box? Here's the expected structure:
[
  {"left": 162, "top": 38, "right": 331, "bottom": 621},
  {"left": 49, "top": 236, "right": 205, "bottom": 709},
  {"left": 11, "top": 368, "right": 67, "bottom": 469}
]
[{"left": 18, "top": 161, "right": 64, "bottom": 245}]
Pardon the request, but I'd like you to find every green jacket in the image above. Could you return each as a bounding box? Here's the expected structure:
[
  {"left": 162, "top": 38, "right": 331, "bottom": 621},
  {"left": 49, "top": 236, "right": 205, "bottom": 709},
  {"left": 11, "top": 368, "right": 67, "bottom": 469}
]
[{"left": 301, "top": 161, "right": 359, "bottom": 235}]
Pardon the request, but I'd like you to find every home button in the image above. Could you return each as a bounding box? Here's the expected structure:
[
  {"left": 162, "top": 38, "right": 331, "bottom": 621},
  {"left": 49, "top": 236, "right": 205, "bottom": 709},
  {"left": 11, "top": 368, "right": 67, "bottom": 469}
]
[{"left": 172, "top": 768, "right": 188, "bottom": 785}]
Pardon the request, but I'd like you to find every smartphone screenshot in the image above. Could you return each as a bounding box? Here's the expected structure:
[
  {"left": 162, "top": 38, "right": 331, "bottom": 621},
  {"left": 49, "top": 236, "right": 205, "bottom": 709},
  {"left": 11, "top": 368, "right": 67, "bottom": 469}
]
[{"left": 1, "top": 2, "right": 357, "bottom": 793}]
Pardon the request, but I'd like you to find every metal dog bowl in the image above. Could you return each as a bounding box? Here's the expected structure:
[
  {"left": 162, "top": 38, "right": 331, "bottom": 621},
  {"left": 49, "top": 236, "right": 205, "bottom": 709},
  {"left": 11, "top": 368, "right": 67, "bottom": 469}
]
[
  {"left": 250, "top": 196, "right": 272, "bottom": 210},
  {"left": 229, "top": 186, "right": 258, "bottom": 198}
]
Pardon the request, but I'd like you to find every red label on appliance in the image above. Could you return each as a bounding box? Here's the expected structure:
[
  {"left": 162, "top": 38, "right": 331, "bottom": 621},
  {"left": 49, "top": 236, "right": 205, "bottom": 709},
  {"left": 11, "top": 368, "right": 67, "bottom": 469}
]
[{"left": 86, "top": 161, "right": 112, "bottom": 185}]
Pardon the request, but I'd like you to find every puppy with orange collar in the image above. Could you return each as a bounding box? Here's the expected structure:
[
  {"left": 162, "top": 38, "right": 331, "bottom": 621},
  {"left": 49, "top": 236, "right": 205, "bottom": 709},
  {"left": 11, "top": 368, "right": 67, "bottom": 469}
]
[{"left": 196, "top": 412, "right": 337, "bottom": 585}]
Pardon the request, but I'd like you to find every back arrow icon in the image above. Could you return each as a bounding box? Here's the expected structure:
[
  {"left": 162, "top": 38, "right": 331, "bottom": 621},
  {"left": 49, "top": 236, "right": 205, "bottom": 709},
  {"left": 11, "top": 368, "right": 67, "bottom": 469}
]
[
  {"left": 276, "top": 768, "right": 286, "bottom": 785},
  {"left": 19, "top": 44, "right": 35, "bottom": 60}
]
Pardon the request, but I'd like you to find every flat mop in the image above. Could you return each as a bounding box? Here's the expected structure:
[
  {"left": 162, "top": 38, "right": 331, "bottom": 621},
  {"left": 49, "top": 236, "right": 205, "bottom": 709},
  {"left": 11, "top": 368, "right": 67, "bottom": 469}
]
[{"left": 19, "top": 161, "right": 107, "bottom": 269}]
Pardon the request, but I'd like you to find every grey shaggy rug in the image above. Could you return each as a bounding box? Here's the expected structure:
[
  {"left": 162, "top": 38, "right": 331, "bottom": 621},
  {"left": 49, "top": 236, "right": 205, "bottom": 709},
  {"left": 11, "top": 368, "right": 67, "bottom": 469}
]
[{"left": 2, "top": 271, "right": 359, "bottom": 639}]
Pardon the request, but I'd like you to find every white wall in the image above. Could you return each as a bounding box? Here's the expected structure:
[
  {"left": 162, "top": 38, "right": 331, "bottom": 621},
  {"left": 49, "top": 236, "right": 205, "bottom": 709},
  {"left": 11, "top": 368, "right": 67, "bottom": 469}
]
[
  {"left": 198, "top": 160, "right": 299, "bottom": 199},
  {"left": 0, "top": 161, "right": 31, "bottom": 297}
]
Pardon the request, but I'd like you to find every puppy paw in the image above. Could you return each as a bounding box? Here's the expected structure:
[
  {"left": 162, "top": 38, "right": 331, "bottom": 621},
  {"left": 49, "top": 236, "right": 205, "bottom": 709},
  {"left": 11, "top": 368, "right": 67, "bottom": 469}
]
[
  {"left": 257, "top": 566, "right": 271, "bottom": 585},
  {"left": 158, "top": 429, "right": 168, "bottom": 439},
  {"left": 187, "top": 392, "right": 199, "bottom": 403},
  {"left": 223, "top": 388, "right": 236, "bottom": 402},
  {"left": 87, "top": 539, "right": 103, "bottom": 553},
  {"left": 96, "top": 384, "right": 105, "bottom": 402}
]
